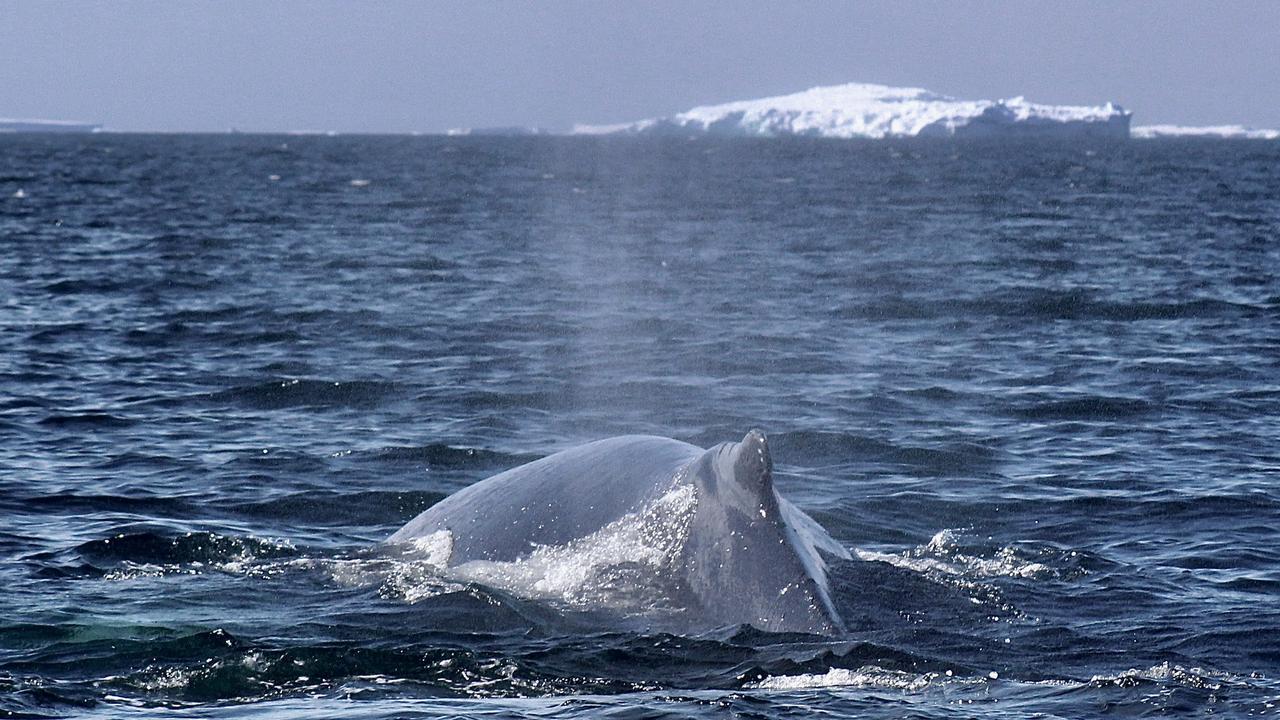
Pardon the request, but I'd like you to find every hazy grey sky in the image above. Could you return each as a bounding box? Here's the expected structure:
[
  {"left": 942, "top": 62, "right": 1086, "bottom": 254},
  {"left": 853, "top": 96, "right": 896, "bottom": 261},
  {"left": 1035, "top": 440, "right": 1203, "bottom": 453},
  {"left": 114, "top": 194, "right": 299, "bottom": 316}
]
[{"left": 4, "top": 1, "right": 1278, "bottom": 133}]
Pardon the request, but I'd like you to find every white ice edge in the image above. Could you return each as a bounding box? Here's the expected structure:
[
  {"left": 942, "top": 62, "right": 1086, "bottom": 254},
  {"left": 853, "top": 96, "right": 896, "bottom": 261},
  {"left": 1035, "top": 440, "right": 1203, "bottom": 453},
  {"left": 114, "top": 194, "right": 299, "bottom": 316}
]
[{"left": 1132, "top": 124, "right": 1279, "bottom": 140}]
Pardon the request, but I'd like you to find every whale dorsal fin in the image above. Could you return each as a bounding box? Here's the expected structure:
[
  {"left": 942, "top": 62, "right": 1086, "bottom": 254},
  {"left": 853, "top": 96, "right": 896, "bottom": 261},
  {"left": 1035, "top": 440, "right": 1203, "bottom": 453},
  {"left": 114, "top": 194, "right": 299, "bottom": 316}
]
[
  {"left": 731, "top": 429, "right": 773, "bottom": 496},
  {"left": 693, "top": 429, "right": 778, "bottom": 515},
  {"left": 684, "top": 429, "right": 849, "bottom": 633}
]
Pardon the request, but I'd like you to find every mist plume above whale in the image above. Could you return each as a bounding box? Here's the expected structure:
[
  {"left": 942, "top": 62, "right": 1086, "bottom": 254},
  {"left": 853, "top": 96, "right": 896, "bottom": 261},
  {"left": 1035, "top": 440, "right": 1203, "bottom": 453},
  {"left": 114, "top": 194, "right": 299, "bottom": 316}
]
[{"left": 388, "top": 430, "right": 850, "bottom": 635}]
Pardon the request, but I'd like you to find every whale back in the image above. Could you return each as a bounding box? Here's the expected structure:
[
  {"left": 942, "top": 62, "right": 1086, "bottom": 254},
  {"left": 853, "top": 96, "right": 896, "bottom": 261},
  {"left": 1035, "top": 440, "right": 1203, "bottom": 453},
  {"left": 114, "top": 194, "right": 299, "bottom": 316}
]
[
  {"left": 388, "top": 435, "right": 701, "bottom": 564},
  {"left": 387, "top": 431, "right": 849, "bottom": 635}
]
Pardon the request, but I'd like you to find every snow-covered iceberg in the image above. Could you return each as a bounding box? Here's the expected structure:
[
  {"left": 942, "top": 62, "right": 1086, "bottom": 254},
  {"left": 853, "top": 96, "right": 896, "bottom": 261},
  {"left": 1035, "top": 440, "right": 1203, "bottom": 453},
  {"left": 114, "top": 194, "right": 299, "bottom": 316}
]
[
  {"left": 1132, "top": 124, "right": 1278, "bottom": 140},
  {"left": 573, "top": 82, "right": 1130, "bottom": 139}
]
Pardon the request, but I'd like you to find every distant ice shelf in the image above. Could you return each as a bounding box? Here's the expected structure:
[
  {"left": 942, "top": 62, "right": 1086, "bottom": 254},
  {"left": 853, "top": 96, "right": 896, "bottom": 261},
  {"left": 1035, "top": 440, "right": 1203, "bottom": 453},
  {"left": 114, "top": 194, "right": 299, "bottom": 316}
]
[
  {"left": 572, "top": 82, "right": 1131, "bottom": 139},
  {"left": 446, "top": 126, "right": 549, "bottom": 137},
  {"left": 0, "top": 118, "right": 101, "bottom": 133},
  {"left": 1132, "top": 124, "right": 1279, "bottom": 140}
]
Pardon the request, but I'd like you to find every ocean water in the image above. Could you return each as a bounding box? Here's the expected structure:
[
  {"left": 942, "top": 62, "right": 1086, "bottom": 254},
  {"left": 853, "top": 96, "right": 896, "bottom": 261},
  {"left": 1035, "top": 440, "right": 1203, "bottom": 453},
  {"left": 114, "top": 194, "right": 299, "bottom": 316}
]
[{"left": 2, "top": 134, "right": 1278, "bottom": 718}]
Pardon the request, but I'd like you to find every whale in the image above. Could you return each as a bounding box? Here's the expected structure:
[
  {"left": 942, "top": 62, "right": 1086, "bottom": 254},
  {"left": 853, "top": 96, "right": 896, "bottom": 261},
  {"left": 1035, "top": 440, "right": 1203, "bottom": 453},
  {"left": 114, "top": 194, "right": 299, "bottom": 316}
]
[{"left": 387, "top": 430, "right": 850, "bottom": 635}]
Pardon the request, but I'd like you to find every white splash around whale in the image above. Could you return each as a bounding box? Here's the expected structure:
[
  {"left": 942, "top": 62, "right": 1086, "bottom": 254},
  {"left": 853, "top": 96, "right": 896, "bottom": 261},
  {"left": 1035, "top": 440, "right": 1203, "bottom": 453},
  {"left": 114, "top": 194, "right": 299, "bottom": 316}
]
[{"left": 573, "top": 82, "right": 1131, "bottom": 139}]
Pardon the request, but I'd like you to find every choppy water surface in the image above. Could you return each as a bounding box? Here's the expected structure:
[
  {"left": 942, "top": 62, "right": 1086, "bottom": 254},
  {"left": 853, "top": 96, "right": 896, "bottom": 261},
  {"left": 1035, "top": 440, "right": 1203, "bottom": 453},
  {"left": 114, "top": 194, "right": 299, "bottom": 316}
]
[{"left": 2, "top": 135, "right": 1279, "bottom": 718}]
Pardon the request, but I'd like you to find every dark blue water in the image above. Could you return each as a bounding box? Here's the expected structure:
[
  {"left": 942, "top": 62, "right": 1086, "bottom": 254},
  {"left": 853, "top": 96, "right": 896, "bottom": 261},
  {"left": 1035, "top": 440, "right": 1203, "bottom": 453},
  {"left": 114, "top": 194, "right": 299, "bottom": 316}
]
[{"left": 2, "top": 134, "right": 1279, "bottom": 718}]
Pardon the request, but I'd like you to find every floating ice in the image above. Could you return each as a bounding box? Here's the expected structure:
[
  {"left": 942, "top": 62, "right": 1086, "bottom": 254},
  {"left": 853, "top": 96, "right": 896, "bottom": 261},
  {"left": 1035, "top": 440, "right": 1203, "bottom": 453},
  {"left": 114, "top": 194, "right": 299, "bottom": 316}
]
[
  {"left": 1132, "top": 124, "right": 1280, "bottom": 140},
  {"left": 0, "top": 117, "right": 101, "bottom": 133}
]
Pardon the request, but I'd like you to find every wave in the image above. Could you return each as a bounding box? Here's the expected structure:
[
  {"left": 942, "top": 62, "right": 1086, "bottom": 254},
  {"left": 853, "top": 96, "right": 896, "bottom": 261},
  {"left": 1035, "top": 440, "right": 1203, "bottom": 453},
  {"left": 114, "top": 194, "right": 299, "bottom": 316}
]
[
  {"left": 24, "top": 491, "right": 198, "bottom": 518},
  {"left": 351, "top": 444, "right": 537, "bottom": 470},
  {"left": 11, "top": 521, "right": 1273, "bottom": 714},
  {"left": 746, "top": 665, "right": 960, "bottom": 690},
  {"left": 23, "top": 320, "right": 96, "bottom": 343},
  {"left": 75, "top": 531, "right": 297, "bottom": 567},
  {"left": 322, "top": 254, "right": 457, "bottom": 272},
  {"left": 7, "top": 627, "right": 649, "bottom": 708},
  {"left": 206, "top": 379, "right": 406, "bottom": 410},
  {"left": 855, "top": 529, "right": 1058, "bottom": 582},
  {"left": 1008, "top": 395, "right": 1154, "bottom": 421},
  {"left": 226, "top": 490, "right": 445, "bottom": 527},
  {"left": 769, "top": 430, "right": 1003, "bottom": 474},
  {"left": 837, "top": 289, "right": 1266, "bottom": 323},
  {"left": 43, "top": 278, "right": 131, "bottom": 295},
  {"left": 37, "top": 412, "right": 137, "bottom": 429},
  {"left": 741, "top": 661, "right": 1263, "bottom": 704}
]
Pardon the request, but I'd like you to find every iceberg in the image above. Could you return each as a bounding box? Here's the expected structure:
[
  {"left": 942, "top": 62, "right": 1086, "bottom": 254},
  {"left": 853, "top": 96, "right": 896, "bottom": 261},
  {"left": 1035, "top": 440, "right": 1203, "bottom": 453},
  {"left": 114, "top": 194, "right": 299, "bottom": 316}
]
[
  {"left": 0, "top": 118, "right": 101, "bottom": 133},
  {"left": 1132, "top": 124, "right": 1279, "bottom": 140},
  {"left": 446, "top": 126, "right": 549, "bottom": 137},
  {"left": 572, "top": 82, "right": 1130, "bottom": 139}
]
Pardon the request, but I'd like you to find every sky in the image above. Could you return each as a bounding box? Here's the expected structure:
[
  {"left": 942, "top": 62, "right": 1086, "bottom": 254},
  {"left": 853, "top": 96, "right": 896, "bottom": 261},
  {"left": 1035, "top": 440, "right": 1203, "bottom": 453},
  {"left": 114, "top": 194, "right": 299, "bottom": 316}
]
[{"left": 3, "top": 1, "right": 1278, "bottom": 133}]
